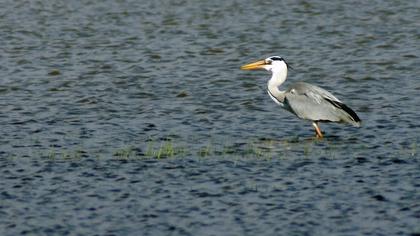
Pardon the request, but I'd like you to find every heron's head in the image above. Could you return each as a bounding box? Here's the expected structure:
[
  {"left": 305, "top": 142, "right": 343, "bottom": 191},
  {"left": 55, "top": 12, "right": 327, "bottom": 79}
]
[{"left": 241, "top": 56, "right": 291, "bottom": 73}]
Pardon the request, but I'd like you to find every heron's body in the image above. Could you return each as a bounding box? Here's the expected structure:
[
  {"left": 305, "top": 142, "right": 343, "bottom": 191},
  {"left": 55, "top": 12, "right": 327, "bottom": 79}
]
[{"left": 241, "top": 56, "right": 361, "bottom": 138}]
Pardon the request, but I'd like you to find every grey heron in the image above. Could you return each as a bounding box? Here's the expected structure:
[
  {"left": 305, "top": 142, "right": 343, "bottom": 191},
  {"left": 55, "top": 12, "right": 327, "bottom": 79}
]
[{"left": 241, "top": 56, "right": 361, "bottom": 138}]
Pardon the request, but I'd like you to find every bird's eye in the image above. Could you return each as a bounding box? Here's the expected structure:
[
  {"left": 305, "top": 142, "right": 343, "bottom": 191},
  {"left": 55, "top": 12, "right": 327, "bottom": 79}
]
[{"left": 265, "top": 59, "right": 273, "bottom": 64}]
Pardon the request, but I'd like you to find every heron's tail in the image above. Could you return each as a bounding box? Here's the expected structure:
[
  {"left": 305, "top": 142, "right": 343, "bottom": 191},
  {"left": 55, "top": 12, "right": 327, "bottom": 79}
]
[{"left": 325, "top": 99, "right": 361, "bottom": 127}]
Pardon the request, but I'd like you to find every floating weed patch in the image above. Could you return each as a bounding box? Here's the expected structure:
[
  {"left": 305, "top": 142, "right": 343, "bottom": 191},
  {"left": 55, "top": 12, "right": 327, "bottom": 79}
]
[
  {"left": 113, "top": 146, "right": 135, "bottom": 159},
  {"left": 144, "top": 139, "right": 186, "bottom": 159},
  {"left": 34, "top": 137, "right": 419, "bottom": 160},
  {"left": 198, "top": 142, "right": 212, "bottom": 157},
  {"left": 44, "top": 149, "right": 86, "bottom": 159},
  {"left": 244, "top": 142, "right": 274, "bottom": 159}
]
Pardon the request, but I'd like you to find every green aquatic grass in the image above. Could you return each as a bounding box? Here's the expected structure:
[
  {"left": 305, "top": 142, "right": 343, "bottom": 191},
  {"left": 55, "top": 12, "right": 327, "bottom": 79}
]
[
  {"left": 45, "top": 149, "right": 86, "bottom": 160},
  {"left": 34, "top": 137, "right": 419, "bottom": 160},
  {"left": 113, "top": 146, "right": 135, "bottom": 159},
  {"left": 198, "top": 142, "right": 212, "bottom": 157},
  {"left": 144, "top": 139, "right": 187, "bottom": 159}
]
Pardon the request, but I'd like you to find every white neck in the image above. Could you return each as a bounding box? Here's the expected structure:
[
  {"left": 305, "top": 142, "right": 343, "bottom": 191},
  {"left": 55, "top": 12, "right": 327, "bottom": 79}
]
[{"left": 267, "top": 66, "right": 287, "bottom": 104}]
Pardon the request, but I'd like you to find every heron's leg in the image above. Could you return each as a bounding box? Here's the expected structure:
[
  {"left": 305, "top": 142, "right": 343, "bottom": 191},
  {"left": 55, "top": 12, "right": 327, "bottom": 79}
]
[{"left": 312, "top": 121, "right": 323, "bottom": 139}]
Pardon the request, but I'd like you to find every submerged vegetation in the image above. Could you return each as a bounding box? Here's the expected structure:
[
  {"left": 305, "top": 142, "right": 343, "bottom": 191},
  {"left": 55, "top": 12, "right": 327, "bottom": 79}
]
[{"left": 36, "top": 136, "right": 419, "bottom": 160}]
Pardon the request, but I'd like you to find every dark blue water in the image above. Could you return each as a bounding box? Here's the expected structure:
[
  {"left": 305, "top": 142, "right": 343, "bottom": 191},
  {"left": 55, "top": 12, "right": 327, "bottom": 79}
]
[{"left": 1, "top": 0, "right": 419, "bottom": 235}]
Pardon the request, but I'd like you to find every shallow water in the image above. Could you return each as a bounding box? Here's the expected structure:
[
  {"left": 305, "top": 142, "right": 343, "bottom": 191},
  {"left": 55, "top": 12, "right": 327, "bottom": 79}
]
[{"left": 1, "top": 0, "right": 419, "bottom": 235}]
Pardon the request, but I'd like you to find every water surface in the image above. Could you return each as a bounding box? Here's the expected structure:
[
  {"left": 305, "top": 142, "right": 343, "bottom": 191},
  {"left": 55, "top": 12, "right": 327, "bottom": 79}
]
[{"left": 1, "top": 0, "right": 419, "bottom": 235}]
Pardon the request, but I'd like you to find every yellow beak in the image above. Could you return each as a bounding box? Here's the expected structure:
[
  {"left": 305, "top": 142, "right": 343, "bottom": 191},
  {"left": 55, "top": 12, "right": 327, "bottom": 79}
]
[{"left": 240, "top": 60, "right": 266, "bottom": 70}]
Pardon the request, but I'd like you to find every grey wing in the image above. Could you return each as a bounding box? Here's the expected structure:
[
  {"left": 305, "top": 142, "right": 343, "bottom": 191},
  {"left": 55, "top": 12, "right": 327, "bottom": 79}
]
[{"left": 283, "top": 82, "right": 361, "bottom": 126}]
